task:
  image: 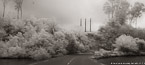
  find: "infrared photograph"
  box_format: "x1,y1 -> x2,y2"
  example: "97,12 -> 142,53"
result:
0,0 -> 145,65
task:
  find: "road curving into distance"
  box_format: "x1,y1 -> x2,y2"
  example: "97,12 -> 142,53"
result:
29,54 -> 104,65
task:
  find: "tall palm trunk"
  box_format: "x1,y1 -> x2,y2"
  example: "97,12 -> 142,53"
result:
20,0 -> 23,19
3,4 -> 5,18
111,2 -> 114,18
21,8 -> 22,18
17,9 -> 20,19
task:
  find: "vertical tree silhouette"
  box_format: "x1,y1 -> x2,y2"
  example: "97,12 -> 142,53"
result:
85,18 -> 87,32
2,0 -> 8,18
14,0 -> 24,19
90,18 -> 92,32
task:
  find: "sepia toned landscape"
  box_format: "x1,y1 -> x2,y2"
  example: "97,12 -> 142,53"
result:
0,0 -> 145,65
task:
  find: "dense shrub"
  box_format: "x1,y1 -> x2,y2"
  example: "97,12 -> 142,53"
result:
112,34 -> 145,55
7,46 -> 26,58
0,17 -> 98,60
65,33 -> 78,54
113,35 -> 138,53
136,39 -> 145,52
29,48 -> 51,60
98,20 -> 145,50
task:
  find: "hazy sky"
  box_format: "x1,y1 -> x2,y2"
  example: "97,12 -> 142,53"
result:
0,0 -> 145,31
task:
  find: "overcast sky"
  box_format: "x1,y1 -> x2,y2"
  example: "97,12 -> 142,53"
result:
0,0 -> 145,31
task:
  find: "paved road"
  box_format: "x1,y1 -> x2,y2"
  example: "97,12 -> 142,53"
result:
29,54 -> 105,65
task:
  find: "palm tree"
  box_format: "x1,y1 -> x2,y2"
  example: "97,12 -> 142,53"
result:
14,0 -> 23,19
2,0 -> 8,18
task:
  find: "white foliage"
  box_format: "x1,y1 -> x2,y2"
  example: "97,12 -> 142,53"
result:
113,35 -> 138,51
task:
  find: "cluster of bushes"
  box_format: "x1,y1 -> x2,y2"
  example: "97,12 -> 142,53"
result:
0,17 -> 96,60
93,34 -> 145,59
113,34 -> 145,54
98,20 -> 145,50
93,0 -> 145,58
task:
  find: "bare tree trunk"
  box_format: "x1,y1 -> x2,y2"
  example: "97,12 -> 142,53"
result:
136,18 -> 138,28
21,0 -> 23,19
112,11 -> 114,18
111,2 -> 114,18
108,14 -> 110,20
90,18 -> 91,32
17,9 -> 20,19
129,21 -> 132,26
21,8 -> 23,19
85,18 -> 87,32
130,15 -> 135,26
130,18 -> 133,25
3,4 -> 5,18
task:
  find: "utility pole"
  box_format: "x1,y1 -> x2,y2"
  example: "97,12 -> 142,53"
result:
85,18 -> 87,32
90,18 -> 92,32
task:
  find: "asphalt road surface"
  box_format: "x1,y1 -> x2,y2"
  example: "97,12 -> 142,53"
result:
29,54 -> 105,65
